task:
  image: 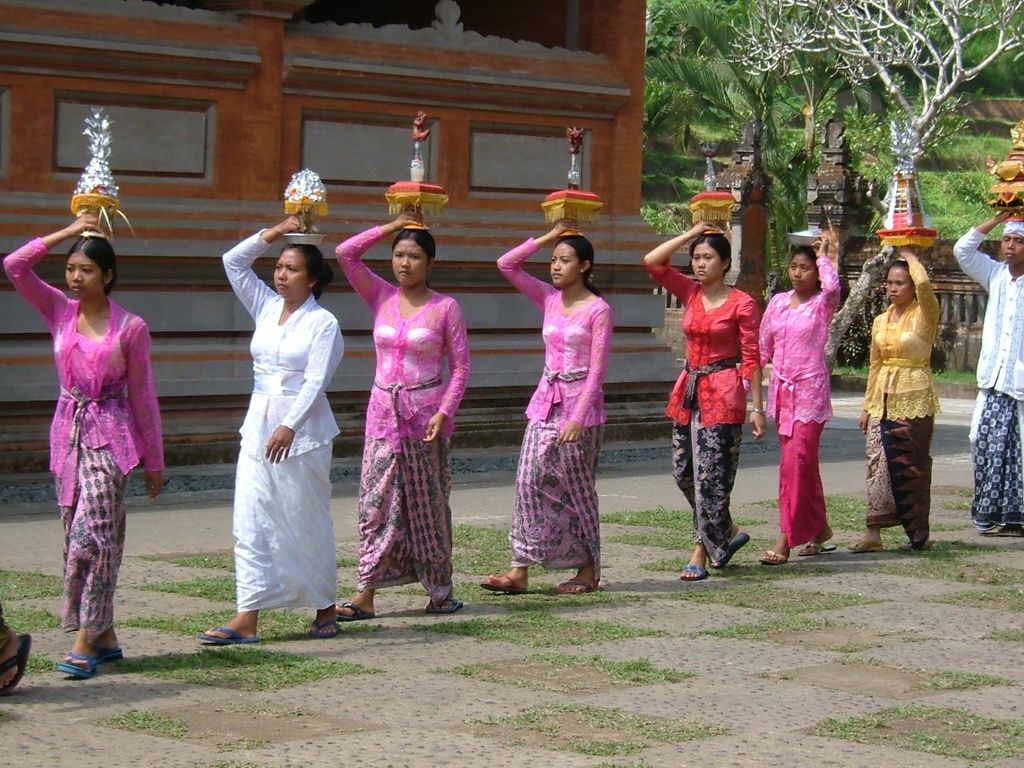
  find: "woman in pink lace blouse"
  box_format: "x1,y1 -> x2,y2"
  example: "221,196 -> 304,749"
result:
334,212 -> 471,619
3,215 -> 164,679
758,232 -> 840,564
480,220 -> 613,596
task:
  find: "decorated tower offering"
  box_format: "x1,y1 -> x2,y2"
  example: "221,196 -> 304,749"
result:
688,141 -> 733,228
541,127 -> 603,233
986,119 -> 1024,219
283,168 -> 328,245
385,112 -> 448,229
70,108 -> 129,237
876,121 -> 936,248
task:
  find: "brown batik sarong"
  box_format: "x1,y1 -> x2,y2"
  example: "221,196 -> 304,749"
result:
865,415 -> 934,548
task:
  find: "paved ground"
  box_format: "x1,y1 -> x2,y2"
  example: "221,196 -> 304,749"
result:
2,393 -> 1023,767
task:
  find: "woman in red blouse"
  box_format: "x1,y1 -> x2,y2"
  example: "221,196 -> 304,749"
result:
644,222 -> 766,580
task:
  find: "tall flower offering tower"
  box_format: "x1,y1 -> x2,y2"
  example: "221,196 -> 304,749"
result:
541,127 -> 603,233
688,141 -> 733,227
385,112 -> 448,228
70,108 -> 129,237
987,119 -> 1024,220
876,121 -> 937,249
283,168 -> 328,244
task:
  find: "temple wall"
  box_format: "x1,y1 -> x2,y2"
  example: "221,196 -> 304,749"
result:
0,0 -> 678,472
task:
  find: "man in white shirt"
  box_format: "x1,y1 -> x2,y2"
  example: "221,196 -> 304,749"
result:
953,211 -> 1024,536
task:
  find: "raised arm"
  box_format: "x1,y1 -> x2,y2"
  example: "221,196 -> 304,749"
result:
903,251 -> 939,339
497,220 -> 573,311
335,214 -> 416,312
641,223 -> 720,307
953,213 -> 1008,286
223,217 -> 300,321
816,229 -> 841,315
3,215 -> 102,332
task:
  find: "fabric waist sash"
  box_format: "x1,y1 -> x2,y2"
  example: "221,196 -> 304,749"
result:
253,370 -> 302,396
683,357 -> 738,410
539,367 -> 590,420
881,358 -> 929,369
58,386 -> 126,507
374,377 -> 443,428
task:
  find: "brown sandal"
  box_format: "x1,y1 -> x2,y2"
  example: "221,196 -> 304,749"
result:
848,539 -> 884,553
759,549 -> 789,565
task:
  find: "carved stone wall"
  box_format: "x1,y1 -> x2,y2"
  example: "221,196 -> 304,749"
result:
0,0 -> 675,472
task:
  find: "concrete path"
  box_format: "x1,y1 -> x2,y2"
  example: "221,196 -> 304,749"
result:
3,393 -> 1023,767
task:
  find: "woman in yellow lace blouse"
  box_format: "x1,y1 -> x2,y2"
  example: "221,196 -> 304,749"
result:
851,250 -> 940,552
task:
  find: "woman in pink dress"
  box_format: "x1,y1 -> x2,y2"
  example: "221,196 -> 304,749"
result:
334,212 -> 471,618
758,231 -> 840,564
480,220 -> 613,595
643,222 -> 765,581
3,214 -> 164,679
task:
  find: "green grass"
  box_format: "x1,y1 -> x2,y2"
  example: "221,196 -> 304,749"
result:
445,653 -> 694,692
470,703 -> 727,756
701,614 -> 829,642
811,705 -> 1024,761
658,583 -> 881,613
912,668 -> 1013,692
603,507 -> 760,529
876,541 -> 1024,585
140,576 -> 237,603
990,629 -> 1024,642
832,364 -> 978,384
607,530 -> 707,550
117,647 -> 379,690
1,605 -> 61,634
141,553 -> 357,572
121,609 -> 382,642
451,524 -> 515,576
0,569 -> 63,600
927,588 -> 1024,612
196,761 -> 269,768
462,581 -> 640,610
100,709 -> 189,739
755,495 -> 869,531
413,612 -> 662,647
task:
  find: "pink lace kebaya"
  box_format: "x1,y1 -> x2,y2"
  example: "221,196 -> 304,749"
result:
3,238 -> 164,505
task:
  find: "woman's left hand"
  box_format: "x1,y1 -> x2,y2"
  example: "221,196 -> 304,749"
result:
749,411 -> 768,440
265,425 -> 296,463
557,420 -> 583,446
424,412 -> 448,442
144,470 -> 164,498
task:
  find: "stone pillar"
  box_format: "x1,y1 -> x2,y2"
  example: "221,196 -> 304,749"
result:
805,119 -> 870,233
718,120 -> 771,308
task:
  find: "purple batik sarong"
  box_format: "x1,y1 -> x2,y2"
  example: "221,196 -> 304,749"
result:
510,409 -> 603,580
56,445 -> 127,642
356,436 -> 455,606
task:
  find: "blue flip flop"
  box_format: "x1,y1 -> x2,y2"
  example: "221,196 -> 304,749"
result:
680,564 -> 709,581
57,652 -> 99,679
93,645 -> 123,664
308,619 -> 340,639
0,634 -> 32,695
336,602 -> 376,622
425,599 -> 464,615
197,627 -> 261,645
711,532 -> 750,568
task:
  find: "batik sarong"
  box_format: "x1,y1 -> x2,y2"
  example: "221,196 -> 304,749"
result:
57,445 -> 127,641
672,413 -> 742,565
357,436 -> 455,606
510,410 -> 603,580
865,415 -> 934,547
778,420 -> 828,548
234,444 -> 336,612
971,390 -> 1024,528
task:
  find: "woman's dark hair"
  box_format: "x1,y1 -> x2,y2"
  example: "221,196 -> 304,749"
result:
392,228 -> 436,261
557,234 -> 601,296
791,246 -> 821,291
885,258 -> 910,279
285,244 -> 333,300
68,237 -> 117,295
690,232 -> 732,273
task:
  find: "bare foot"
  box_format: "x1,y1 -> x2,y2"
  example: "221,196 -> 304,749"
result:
201,610 -> 259,641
